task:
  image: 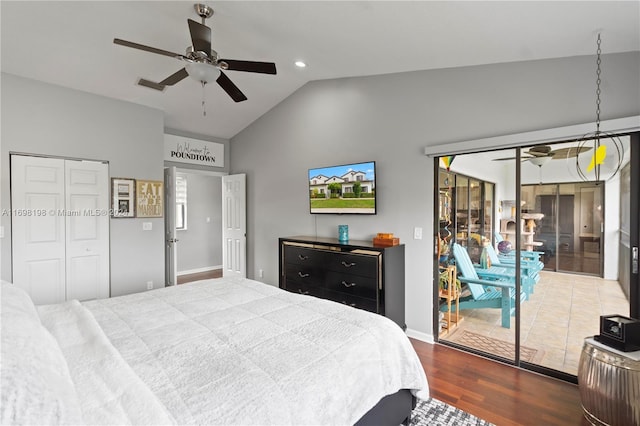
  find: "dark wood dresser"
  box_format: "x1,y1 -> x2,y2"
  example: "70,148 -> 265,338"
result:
279,236 -> 405,329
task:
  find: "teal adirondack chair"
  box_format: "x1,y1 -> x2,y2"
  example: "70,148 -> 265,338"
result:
487,243 -> 544,271
443,243 -> 527,328
483,244 -> 542,296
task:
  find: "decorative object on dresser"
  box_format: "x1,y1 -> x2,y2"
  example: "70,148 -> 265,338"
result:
338,224 -> 349,242
373,232 -> 400,247
279,236 -> 405,329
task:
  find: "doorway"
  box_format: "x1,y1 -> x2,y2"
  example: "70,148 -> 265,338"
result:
434,134 -> 638,381
164,167 -> 224,286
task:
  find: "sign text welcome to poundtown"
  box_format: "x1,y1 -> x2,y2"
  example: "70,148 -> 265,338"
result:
164,134 -> 225,168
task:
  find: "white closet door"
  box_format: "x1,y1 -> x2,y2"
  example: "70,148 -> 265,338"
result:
222,174 -> 246,277
65,160 -> 110,301
11,155 -> 66,304
11,155 -> 110,304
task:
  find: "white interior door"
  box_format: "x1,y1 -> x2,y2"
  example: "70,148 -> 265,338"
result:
65,160 -> 109,301
222,174 -> 246,277
11,155 -> 109,304
11,155 -> 66,304
164,166 -> 178,286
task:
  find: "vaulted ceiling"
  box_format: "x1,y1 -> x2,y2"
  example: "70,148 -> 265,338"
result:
2,1 -> 638,139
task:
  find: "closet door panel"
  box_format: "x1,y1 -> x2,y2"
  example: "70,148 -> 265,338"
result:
11,155 -> 66,304
65,160 -> 109,301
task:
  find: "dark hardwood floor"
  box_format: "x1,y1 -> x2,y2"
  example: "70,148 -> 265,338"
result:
411,339 -> 590,426
176,269 -> 222,284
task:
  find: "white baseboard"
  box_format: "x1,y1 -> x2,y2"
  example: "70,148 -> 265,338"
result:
406,328 -> 435,344
177,265 -> 222,276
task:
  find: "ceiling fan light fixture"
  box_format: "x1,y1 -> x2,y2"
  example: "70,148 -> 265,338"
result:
185,62 -> 220,84
529,156 -> 551,167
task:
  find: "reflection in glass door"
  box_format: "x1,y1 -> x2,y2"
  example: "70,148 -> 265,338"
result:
522,183 -> 604,275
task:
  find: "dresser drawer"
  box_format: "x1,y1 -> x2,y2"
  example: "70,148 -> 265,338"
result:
325,271 -> 377,299
284,245 -> 327,266
325,252 -> 379,278
284,280 -> 325,298
284,264 -> 324,286
323,288 -> 377,313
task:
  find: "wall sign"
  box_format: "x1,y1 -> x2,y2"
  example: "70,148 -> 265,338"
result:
164,134 -> 224,168
136,180 -> 164,218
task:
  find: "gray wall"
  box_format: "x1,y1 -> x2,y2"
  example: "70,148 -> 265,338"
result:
229,52 -> 640,338
176,172 -> 223,273
1,73 -> 165,297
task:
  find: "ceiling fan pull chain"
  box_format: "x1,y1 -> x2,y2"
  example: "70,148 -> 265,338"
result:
201,81 -> 207,117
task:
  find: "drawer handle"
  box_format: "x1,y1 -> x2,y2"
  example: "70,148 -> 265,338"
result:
298,289 -> 309,295
341,281 -> 357,288
341,261 -> 356,268
341,301 -> 357,307
298,272 -> 310,278
298,254 -> 309,261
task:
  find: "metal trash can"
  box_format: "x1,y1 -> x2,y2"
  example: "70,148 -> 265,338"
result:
578,338 -> 640,426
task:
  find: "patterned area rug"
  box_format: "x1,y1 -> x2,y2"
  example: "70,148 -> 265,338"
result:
447,330 -> 543,363
410,398 -> 494,425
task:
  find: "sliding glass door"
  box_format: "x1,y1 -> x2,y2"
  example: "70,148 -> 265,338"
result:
434,133 -> 638,381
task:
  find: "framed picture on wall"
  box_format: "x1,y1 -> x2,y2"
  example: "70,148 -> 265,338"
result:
136,180 -> 164,218
111,178 -> 136,218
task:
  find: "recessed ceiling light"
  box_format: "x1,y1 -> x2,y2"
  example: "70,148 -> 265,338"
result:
295,61 -> 307,68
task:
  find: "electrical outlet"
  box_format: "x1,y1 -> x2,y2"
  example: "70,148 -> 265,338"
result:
146,281 -> 153,290
259,269 -> 264,278
413,227 -> 423,240
143,222 -> 152,231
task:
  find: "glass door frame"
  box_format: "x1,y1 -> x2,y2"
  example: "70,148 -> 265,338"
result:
432,130 -> 639,383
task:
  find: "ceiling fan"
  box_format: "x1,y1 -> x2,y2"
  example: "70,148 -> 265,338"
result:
493,144 -> 592,163
113,3 -> 276,103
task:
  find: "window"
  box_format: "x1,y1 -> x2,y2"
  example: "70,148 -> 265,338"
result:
176,174 -> 187,230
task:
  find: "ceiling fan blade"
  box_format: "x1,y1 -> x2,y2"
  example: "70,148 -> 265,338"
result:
114,38 -> 182,59
159,68 -> 189,86
219,59 -> 277,75
492,156 -> 535,161
137,78 -> 166,91
216,71 -> 247,102
550,146 -> 592,159
187,19 -> 211,54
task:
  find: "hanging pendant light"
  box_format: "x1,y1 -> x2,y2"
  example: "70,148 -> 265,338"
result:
574,33 -> 624,183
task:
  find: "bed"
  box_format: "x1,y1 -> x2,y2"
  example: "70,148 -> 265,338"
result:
1,276 -> 428,425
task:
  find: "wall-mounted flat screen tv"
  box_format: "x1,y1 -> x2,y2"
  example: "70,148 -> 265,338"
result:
308,161 -> 376,214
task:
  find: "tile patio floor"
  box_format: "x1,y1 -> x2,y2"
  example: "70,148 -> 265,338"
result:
440,270 -> 629,376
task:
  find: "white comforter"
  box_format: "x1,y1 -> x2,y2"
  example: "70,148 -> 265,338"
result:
4,277 -> 429,425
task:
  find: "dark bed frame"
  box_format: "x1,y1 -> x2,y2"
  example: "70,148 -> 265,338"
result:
355,389 -> 416,426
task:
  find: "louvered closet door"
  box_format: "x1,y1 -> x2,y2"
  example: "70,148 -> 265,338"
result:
11,155 -> 109,304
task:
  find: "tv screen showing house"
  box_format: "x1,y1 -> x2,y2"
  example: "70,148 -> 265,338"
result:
308,161 -> 376,214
